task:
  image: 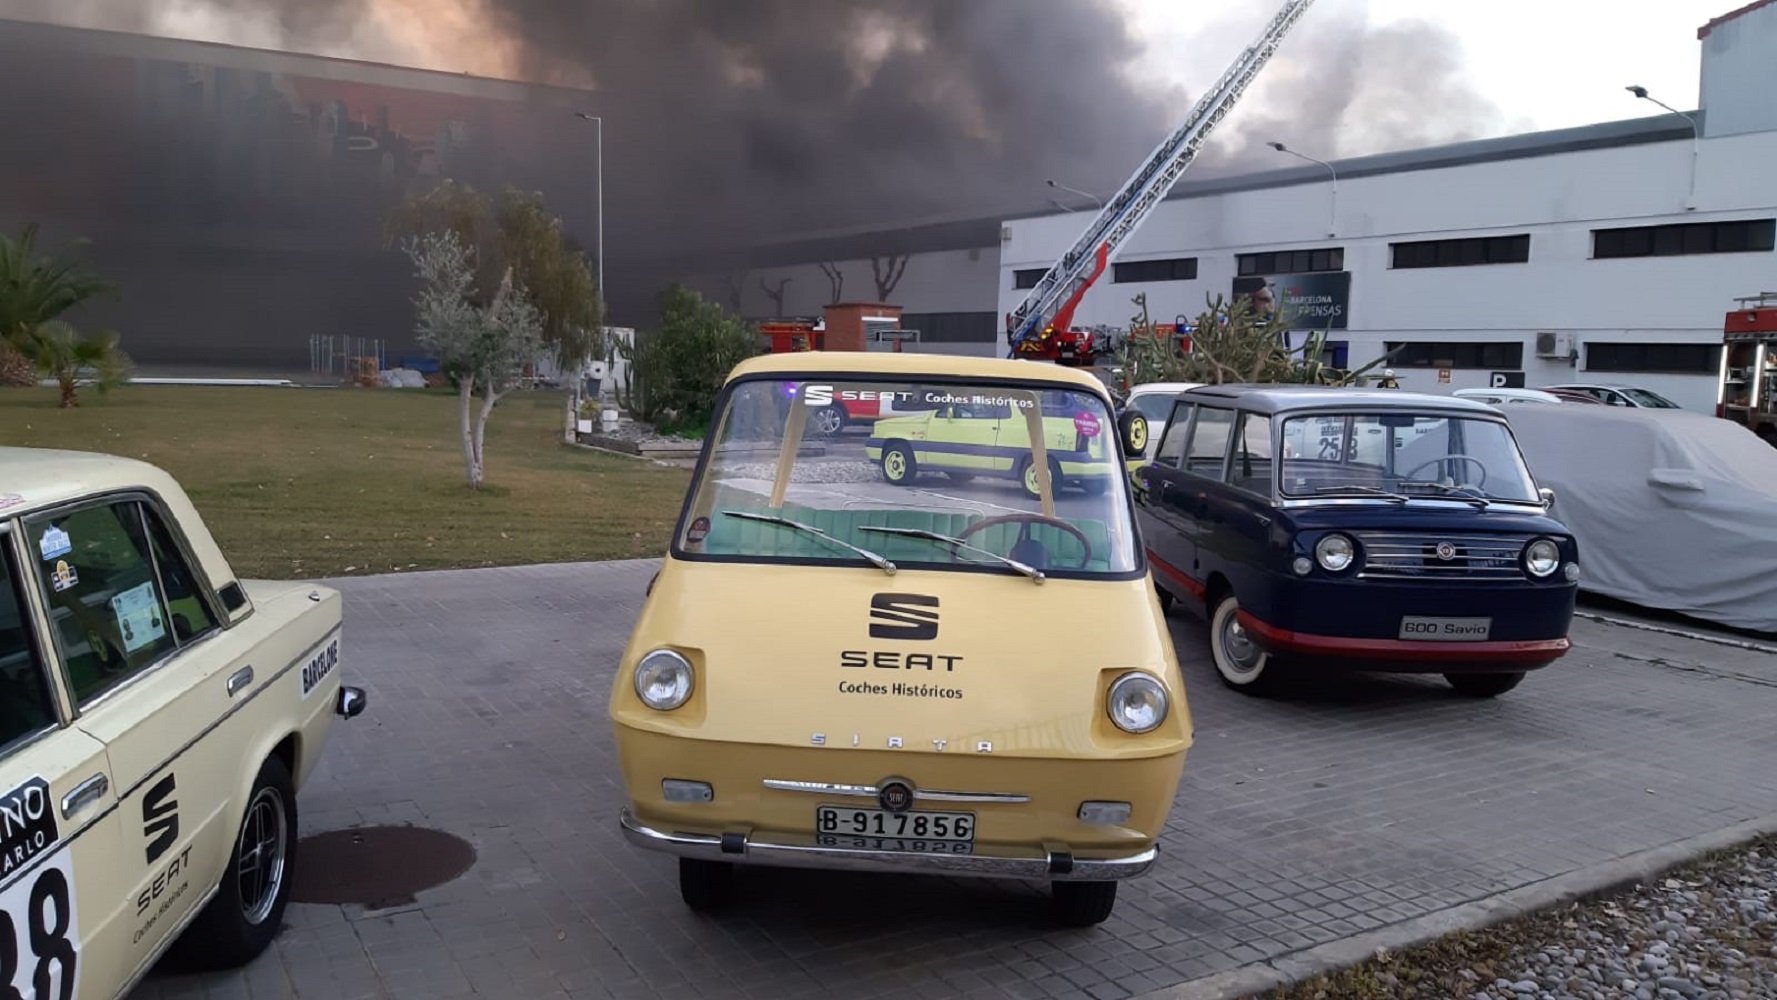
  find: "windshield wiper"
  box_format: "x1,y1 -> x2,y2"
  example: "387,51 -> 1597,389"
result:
857,526 -> 1045,584
1396,481 -> 1491,507
719,511 -> 896,574
1306,485 -> 1407,503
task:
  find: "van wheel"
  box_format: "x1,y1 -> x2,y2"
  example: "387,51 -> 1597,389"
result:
679,858 -> 734,910
811,404 -> 846,436
880,443 -> 918,486
1209,593 -> 1280,694
1051,880 -> 1117,927
1445,672 -> 1525,697
1080,477 -> 1109,496
172,755 -> 296,969
1021,457 -> 1064,499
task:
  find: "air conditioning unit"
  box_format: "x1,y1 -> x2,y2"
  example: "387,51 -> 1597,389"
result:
1534,331 -> 1573,359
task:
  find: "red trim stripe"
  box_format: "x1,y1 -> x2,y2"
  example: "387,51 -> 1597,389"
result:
1238,611 -> 1570,665
1147,551 -> 1206,600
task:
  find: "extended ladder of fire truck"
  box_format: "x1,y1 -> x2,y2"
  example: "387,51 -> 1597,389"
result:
1005,0 -> 1317,361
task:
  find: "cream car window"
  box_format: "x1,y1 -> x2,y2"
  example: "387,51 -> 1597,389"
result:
0,541 -> 59,752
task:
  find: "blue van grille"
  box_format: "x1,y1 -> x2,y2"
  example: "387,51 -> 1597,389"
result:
1354,532 -> 1529,580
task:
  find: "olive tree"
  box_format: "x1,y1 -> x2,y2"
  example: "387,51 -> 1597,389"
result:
1117,291 -> 1395,389
406,230 -> 544,490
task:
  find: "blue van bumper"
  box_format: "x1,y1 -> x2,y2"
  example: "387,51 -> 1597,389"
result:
1239,577 -> 1576,671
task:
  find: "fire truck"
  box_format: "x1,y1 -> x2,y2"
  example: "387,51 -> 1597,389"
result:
1004,0 -> 1316,363
1718,292 -> 1777,445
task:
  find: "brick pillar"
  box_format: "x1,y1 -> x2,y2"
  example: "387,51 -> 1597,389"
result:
821,302 -> 904,352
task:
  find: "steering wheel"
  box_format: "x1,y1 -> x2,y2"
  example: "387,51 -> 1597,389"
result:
956,513 -> 1092,569
1401,454 -> 1488,488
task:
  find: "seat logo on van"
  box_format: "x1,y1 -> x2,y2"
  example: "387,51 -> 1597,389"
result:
868,593 -> 940,640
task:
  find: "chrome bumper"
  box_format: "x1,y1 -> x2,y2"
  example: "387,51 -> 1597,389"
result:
619,808 -> 1157,882
336,685 -> 367,719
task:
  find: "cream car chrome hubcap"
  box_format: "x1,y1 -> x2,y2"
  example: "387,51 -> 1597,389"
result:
237,787 -> 288,925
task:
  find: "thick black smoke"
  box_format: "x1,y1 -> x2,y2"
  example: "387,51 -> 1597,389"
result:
6,0 -> 1506,257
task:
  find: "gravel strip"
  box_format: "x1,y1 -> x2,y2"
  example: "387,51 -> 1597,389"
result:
1264,836 -> 1776,1000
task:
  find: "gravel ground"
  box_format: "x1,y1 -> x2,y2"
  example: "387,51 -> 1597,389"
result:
724,459 -> 884,483
1266,836 -> 1777,1000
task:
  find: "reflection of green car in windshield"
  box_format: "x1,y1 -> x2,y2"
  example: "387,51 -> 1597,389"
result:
866,395 -> 1118,496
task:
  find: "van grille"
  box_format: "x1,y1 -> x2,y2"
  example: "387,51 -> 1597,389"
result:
1354,531 -> 1529,580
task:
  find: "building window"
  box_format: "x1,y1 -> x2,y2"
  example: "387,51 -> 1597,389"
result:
1112,257 -> 1198,283
1592,219 -> 1775,259
1391,235 -> 1530,269
1012,268 -> 1047,289
897,312 -> 997,344
1585,342 -> 1720,374
1237,247 -> 1343,276
1384,341 -> 1524,369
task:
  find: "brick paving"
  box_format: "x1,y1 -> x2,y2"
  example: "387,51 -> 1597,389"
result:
133,559 -> 1777,1000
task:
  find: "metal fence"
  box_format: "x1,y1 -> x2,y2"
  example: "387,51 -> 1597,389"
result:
308,335 -> 387,379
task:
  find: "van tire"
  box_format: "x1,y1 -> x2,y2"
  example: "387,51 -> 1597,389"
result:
1209,593 -> 1281,694
1080,477 -> 1110,496
1445,672 -> 1525,697
679,858 -> 734,910
1051,880 -> 1117,927
1021,457 -> 1064,499
880,442 -> 918,486
1154,581 -> 1176,613
173,754 -> 297,970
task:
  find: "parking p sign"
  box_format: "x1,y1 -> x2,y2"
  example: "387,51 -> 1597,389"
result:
1490,371 -> 1526,388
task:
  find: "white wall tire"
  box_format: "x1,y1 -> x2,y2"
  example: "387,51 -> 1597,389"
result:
1209,593 -> 1278,694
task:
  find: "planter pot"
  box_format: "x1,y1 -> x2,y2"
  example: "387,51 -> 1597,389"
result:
575,419 -> 594,434
600,410 -> 620,431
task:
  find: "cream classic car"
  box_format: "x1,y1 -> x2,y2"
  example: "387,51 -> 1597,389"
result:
0,447 -> 365,998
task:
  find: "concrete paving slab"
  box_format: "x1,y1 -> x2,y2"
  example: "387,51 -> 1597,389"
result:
130,559 -> 1777,1000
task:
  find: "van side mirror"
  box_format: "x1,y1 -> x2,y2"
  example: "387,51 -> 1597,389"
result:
1118,411 -> 1150,457
1538,487 -> 1555,510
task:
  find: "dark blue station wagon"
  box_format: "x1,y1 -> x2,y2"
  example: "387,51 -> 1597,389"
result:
1134,385 -> 1579,697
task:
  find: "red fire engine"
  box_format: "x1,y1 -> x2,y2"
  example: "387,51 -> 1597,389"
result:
1718,292 -> 1777,445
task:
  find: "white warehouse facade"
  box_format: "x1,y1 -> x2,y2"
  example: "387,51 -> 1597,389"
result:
676,0 -> 1777,412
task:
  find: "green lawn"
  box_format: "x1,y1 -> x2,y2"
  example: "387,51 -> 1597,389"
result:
0,386 -> 692,579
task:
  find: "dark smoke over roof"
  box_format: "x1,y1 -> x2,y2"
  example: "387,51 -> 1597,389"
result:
5,0 -> 1508,262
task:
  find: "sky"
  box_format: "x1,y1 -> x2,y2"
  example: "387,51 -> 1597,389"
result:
1118,0 -> 1730,159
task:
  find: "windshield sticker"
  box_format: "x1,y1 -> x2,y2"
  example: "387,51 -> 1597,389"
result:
110,581 -> 167,652
1073,412 -> 1102,437
38,526 -> 71,560
686,516 -> 710,544
49,560 -> 78,593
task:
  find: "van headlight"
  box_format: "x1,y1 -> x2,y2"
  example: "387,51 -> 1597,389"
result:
1314,532 -> 1356,572
1524,538 -> 1561,578
1106,671 -> 1168,734
634,649 -> 694,710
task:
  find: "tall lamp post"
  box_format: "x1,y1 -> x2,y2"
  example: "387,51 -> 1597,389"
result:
573,112 -> 605,301
1045,178 -> 1104,210
1267,141 -> 1337,237
1626,85 -> 1699,211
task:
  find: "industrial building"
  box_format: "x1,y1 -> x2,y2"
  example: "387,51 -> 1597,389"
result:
686,0 -> 1777,412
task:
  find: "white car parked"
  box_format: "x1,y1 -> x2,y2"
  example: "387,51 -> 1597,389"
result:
1119,381 -> 1203,459
1453,387 -> 1569,406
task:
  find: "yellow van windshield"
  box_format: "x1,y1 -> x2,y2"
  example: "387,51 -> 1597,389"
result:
675,377 -> 1140,577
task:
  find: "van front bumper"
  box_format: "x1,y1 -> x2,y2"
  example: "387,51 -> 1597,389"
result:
620,808 -> 1156,881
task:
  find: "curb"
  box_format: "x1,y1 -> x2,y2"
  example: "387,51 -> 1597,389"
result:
1136,813 -> 1777,1000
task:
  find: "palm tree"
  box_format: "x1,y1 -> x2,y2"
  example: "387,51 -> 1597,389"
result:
28,320 -> 131,407
0,223 -> 116,387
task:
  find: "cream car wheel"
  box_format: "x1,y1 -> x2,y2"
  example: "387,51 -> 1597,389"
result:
172,755 -> 297,969
1209,593 -> 1274,692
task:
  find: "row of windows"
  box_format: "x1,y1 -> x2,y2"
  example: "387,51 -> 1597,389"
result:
1011,218 -> 1775,288
897,311 -> 998,344
1383,340 -> 1718,374
1,498 -> 222,751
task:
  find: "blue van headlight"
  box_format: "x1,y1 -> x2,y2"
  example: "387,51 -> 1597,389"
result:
1314,533 -> 1356,572
1524,538 -> 1561,578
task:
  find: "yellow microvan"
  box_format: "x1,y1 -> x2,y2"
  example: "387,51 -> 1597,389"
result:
609,352 -> 1191,926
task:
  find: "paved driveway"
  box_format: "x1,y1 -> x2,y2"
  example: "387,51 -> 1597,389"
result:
135,560 -> 1777,1000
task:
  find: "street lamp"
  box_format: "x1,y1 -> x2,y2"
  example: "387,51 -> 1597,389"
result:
573,112 -> 606,300
1267,141 -> 1337,237
1045,178 -> 1104,210
1626,85 -> 1699,210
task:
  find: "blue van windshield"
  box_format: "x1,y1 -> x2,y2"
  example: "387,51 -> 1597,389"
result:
1279,413 -> 1539,502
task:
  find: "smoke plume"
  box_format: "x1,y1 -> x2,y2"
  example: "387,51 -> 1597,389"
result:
3,0 -> 1509,254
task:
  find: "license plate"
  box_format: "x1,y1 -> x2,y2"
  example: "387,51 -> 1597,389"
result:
1399,616 -> 1493,641
816,834 -> 974,855
816,805 -> 975,844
